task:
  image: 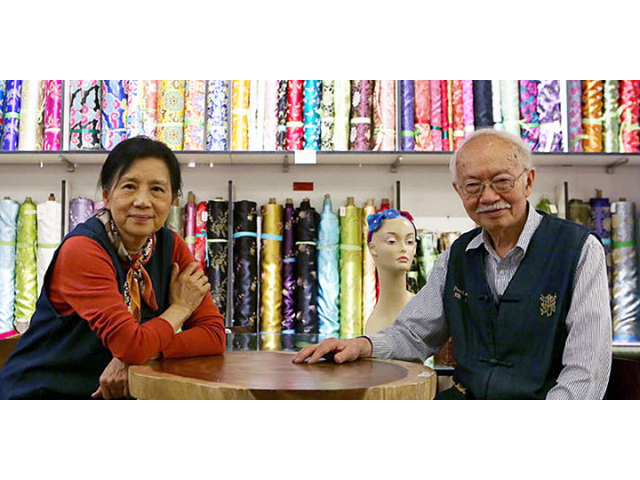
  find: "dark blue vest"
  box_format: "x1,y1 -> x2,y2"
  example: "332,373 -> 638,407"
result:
0,216 -> 173,399
444,211 -> 591,399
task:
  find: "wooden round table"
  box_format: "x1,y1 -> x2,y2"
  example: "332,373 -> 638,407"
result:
129,351 -> 436,400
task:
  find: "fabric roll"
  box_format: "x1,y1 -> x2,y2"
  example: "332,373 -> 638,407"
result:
414,80 -> 432,151
125,80 -> 145,139
462,80 -> 475,139
581,80 -> 604,153
184,80 -> 206,150
0,199 -> 19,335
491,79 -> 504,130
519,80 -> 540,151
603,80 -> 620,153
184,192 -> 197,255
36,198 -> 61,295
233,200 -> 259,330
143,80 -> 158,139
567,80 -> 584,152
317,196 -> 340,339
620,80 -> 640,153
589,195 -> 612,288
339,201 -> 362,338
206,199 -> 228,314
69,197 -> 94,232
0,81 -> 6,136
362,200 -> 377,328
231,80 -> 250,151
472,80 -> 493,128
286,80 -> 304,150
333,80 -> 351,150
43,80 -> 63,150
438,232 -> 460,252
263,80 -> 279,150
446,80 -> 454,150
567,199 -> 591,227
294,199 -> 319,334
248,80 -> 265,151
17,80 -> 44,150
417,230 -> 439,288
281,200 -> 296,333
2,80 -> 23,151
611,200 -> 640,342
275,80 -> 288,150
101,80 -> 127,150
206,80 -> 229,151
372,80 -> 396,151
165,201 -> 184,237
14,198 -> 38,333
349,80 -> 373,151
303,80 -> 322,150
440,80 -> 451,150
69,80 -> 101,150
537,80 -> 563,152
429,80 -> 443,151
500,80 -> 521,137
320,80 -> 335,151
157,80 -> 185,150
400,80 -> 415,151
194,201 -> 208,271
260,202 -> 283,341
452,80 -> 465,149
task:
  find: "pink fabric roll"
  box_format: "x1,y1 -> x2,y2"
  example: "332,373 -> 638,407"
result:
462,80 -> 475,138
263,80 -> 279,150
143,80 -> 158,139
43,80 -> 63,151
429,80 -> 443,151
372,80 -> 396,151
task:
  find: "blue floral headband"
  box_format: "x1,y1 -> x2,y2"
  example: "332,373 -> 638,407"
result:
367,208 -> 416,243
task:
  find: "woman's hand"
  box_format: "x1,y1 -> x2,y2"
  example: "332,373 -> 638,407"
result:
170,262 -> 210,314
91,357 -> 131,399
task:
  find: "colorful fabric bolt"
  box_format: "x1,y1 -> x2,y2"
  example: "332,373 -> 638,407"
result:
519,80 -> 540,151
620,80 -> 640,153
184,80 -> 206,150
69,80 -> 101,150
286,80 -> 304,150
101,80 -> 127,150
317,196 -> 340,339
537,80 -> 563,152
125,80 -> 145,139
157,80 -> 186,150
567,80 -> 584,152
400,80 -> 415,151
206,80 -> 229,151
2,80 -> 23,151
17,80 -> 44,150
43,80 -> 63,150
303,80 -> 322,150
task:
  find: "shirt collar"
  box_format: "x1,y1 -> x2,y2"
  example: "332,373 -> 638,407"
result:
466,202 -> 543,256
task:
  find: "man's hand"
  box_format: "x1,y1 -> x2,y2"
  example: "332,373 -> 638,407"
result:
91,357 -> 131,400
292,337 -> 373,364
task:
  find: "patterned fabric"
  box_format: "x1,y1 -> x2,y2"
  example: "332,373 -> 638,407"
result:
43,80 -> 63,150
101,80 -> 127,150
206,80 -> 229,151
184,80 -> 206,150
320,80 -> 335,151
125,80 -> 145,139
2,80 -> 23,151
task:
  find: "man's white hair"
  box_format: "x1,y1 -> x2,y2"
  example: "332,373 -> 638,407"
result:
449,128 -> 534,182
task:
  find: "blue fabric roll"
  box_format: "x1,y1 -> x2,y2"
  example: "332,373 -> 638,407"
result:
303,80 -> 321,150
206,80 -> 229,151
0,80 -> 6,138
317,196 -> 340,339
0,199 -> 19,334
2,80 -> 23,151
101,80 -> 127,150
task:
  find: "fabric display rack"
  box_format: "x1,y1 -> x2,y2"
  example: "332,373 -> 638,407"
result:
2,80 -> 640,355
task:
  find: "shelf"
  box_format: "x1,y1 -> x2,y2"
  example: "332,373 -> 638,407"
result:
2,150 -> 640,169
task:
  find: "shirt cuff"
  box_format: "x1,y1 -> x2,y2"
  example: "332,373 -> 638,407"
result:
365,333 -> 394,359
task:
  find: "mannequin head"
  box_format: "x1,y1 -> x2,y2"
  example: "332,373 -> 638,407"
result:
367,210 -> 417,273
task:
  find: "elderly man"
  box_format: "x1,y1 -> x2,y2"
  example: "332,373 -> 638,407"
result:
293,128 -> 612,400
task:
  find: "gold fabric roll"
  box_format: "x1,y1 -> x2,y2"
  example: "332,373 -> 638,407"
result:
582,80 -> 604,153
362,201 -> 377,329
260,202 -> 283,351
333,80 -> 351,151
438,232 -> 460,252
232,80 -> 251,150
157,80 -> 185,150
18,80 -> 44,150
340,203 -> 362,338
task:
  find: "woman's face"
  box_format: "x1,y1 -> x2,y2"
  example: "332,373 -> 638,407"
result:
368,216 -> 417,273
103,157 -> 173,252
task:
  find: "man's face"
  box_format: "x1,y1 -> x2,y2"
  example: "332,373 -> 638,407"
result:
452,136 -> 535,234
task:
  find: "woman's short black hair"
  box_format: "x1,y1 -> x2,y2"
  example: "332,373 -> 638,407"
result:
99,136 -> 183,198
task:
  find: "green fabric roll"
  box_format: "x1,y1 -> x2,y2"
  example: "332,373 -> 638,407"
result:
14,198 -> 38,331
603,80 -> 620,153
339,202 -> 362,338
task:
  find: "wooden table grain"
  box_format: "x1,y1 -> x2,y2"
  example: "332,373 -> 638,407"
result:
129,351 -> 436,400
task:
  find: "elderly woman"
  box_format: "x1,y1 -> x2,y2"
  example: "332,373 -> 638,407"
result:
0,136 -> 225,399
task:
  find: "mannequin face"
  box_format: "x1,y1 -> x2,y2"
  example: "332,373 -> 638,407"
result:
368,216 -> 417,273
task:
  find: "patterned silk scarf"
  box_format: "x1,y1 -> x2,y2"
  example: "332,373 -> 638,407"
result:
97,210 -> 158,321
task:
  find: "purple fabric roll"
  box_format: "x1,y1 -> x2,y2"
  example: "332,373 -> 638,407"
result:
567,80 -> 584,152
69,198 -> 95,232
401,80 -> 415,150
281,200 -> 296,332
537,80 -> 563,152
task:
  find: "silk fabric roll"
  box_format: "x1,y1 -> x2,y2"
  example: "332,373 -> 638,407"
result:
286,80 -> 304,150
206,80 -> 229,151
43,80 -> 63,150
101,80 -> 127,150
362,201 -> 377,328
206,199 -> 228,315
581,80 -> 604,152
537,80 -> 563,152
462,80 -> 475,139
14,198 -> 38,333
519,80 -> 540,151
414,80 -> 432,151
233,200 -> 258,330
303,80 -> 322,150
603,80 -> 620,153
446,80 -> 454,150
472,80 -> 493,129
276,80 -> 288,151
349,80 -> 373,151
429,80 -> 443,151
2,80 -> 22,151
36,198 -> 61,295
317,196 -> 340,339
339,202 -> 362,338
194,201 -> 208,271
500,80 -> 521,137
417,230 -> 439,288
69,80 -> 101,150
294,199 -> 319,334
18,80 -> 44,150
620,80 -> 640,153
281,200 -> 296,333
183,80 -> 206,150
165,201 -> 184,237
231,80 -> 250,151
333,80 -> 351,151
400,80 -> 415,151
125,80 -> 145,139
0,81 -> 6,136
263,80 -> 279,150
590,196 -> 612,288
491,79 -> 504,130
260,202 -> 283,343
157,80 -> 186,150
372,80 -> 396,151
248,80 -> 264,151
567,80 -> 584,152
440,80 -> 450,150
452,80 -> 465,149
0,199 -> 19,334
321,80 -> 335,151
184,193 -> 196,255
69,197 -> 94,232
143,80 -> 158,139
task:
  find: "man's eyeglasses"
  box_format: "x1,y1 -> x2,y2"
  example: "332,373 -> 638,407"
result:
460,169 -> 528,197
